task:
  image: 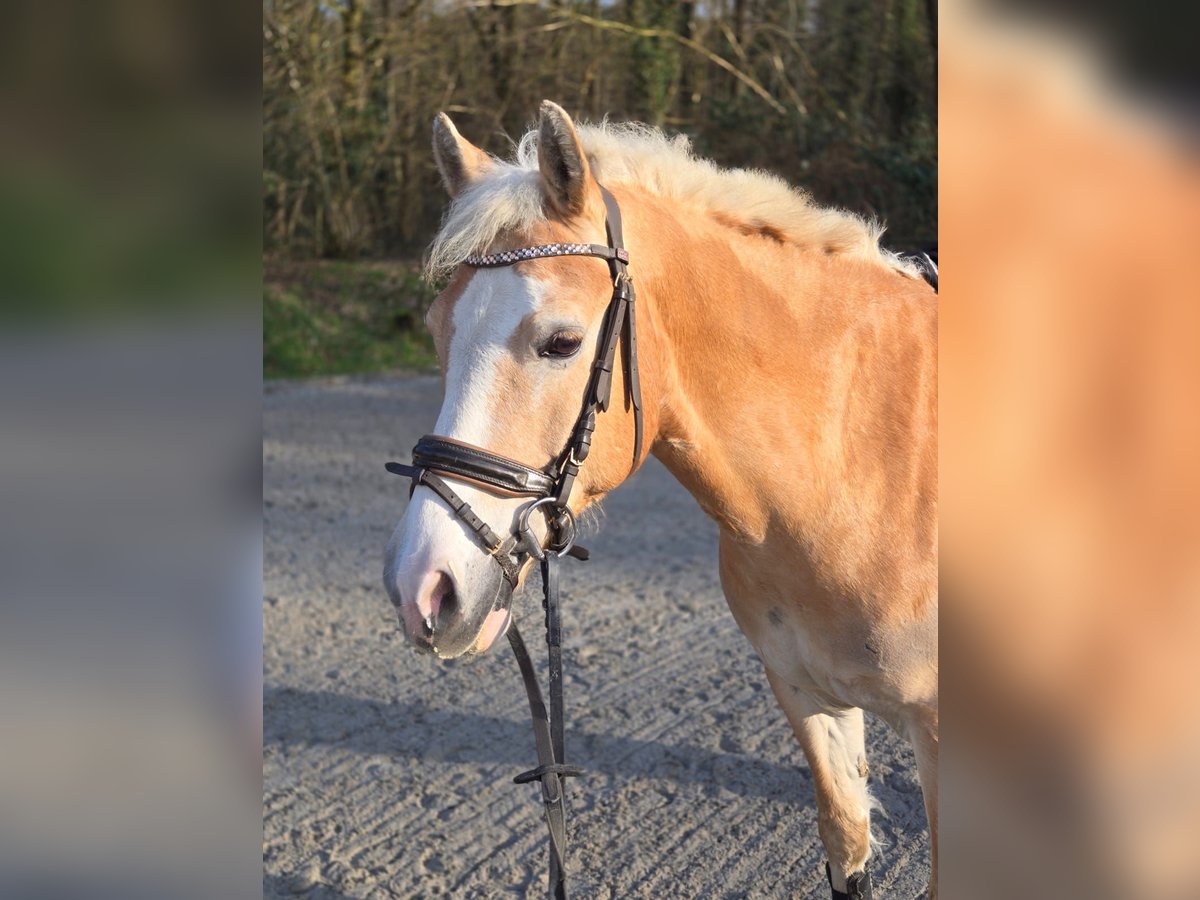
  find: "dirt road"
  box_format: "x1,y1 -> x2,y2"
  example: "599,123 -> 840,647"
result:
263,374 -> 931,899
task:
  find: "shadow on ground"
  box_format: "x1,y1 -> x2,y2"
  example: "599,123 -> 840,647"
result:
264,684 -> 816,806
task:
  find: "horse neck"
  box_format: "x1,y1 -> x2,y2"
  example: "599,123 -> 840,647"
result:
624,187 -> 937,545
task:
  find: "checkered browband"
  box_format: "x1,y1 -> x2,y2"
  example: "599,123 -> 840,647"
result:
463,243 -> 629,268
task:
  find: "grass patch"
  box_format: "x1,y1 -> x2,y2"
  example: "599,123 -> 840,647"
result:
264,258 -> 440,378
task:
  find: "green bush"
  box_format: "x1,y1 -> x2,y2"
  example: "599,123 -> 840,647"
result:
263,260 -> 439,379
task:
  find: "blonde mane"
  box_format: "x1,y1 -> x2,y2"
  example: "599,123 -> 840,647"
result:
427,121 -> 914,277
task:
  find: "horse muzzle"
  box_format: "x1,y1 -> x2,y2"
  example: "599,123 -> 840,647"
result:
384,553 -> 514,659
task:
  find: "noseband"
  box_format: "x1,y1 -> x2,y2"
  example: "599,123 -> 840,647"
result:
387,185 -> 641,900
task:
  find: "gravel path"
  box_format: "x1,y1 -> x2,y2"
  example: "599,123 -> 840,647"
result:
263,374 -> 931,899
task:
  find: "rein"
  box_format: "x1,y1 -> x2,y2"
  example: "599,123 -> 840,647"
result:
387,185 -> 641,900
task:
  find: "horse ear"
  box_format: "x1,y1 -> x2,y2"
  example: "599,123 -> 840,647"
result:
432,113 -> 492,198
537,101 -> 596,217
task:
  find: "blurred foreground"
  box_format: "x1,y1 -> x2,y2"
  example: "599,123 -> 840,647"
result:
0,1 -> 261,897
940,3 -> 1200,898
0,327 -> 262,899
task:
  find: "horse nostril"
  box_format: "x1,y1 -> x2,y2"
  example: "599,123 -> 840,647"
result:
430,570 -> 459,632
402,568 -> 463,650
416,569 -> 460,638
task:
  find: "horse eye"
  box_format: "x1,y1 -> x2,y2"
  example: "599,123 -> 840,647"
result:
539,332 -> 583,358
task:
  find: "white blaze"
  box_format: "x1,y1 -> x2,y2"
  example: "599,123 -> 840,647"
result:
386,269 -> 549,646
433,268 -> 544,444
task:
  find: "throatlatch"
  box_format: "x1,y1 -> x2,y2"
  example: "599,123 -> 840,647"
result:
387,185 -> 641,900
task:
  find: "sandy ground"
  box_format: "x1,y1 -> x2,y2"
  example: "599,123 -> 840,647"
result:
263,374 -> 931,899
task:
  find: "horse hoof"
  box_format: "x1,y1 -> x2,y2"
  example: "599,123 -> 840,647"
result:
826,861 -> 872,900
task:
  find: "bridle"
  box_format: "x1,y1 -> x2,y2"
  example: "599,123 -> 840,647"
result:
386,184 -> 641,900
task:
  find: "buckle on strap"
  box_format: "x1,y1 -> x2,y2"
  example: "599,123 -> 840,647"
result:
513,763 -> 584,785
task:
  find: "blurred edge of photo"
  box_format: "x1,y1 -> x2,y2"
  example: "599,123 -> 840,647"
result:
941,2 -> 1200,897
0,1 -> 261,898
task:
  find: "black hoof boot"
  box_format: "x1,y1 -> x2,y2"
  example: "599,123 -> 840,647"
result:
826,862 -> 872,900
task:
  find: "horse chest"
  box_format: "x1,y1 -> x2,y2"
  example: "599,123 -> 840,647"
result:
717,538 -> 906,712
749,602 -> 881,705
723,598 -> 853,700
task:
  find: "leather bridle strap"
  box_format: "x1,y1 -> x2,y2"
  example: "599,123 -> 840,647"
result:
507,556 -> 583,900
386,182 -> 640,900
462,241 -> 628,268
600,185 -> 643,469
548,186 -> 642,509
410,436 -> 557,498
385,461 -> 525,589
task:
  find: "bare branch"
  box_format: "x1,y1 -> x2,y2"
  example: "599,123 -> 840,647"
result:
559,10 -> 788,116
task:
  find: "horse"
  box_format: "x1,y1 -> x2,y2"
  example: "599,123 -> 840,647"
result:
384,101 -> 938,898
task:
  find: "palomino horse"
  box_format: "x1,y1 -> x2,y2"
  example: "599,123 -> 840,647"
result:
384,101 -> 938,898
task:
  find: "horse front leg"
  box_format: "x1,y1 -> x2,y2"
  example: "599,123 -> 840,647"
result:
764,668 -> 875,899
906,704 -> 938,898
